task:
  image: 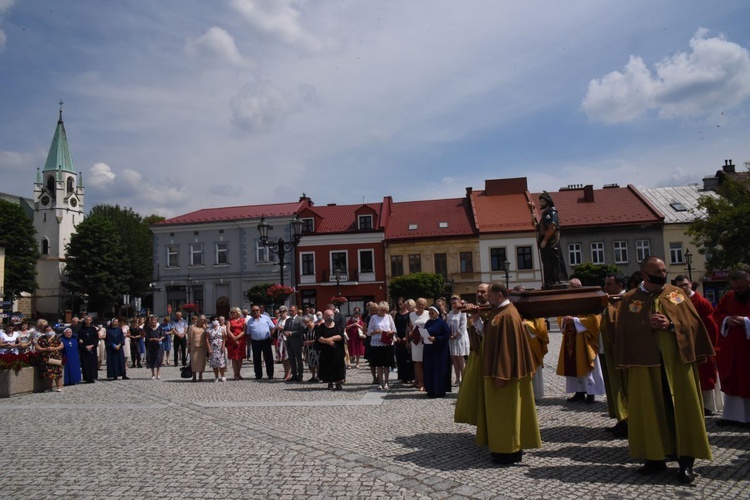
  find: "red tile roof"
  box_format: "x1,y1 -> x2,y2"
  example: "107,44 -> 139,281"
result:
300,203 -> 383,233
470,191 -> 536,233
156,201 -> 304,225
385,198 -> 475,240
533,185 -> 663,228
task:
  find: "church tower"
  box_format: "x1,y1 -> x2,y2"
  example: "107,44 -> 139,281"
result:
33,102 -> 85,317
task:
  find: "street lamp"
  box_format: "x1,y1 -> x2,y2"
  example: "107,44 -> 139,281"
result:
186,274 -> 193,322
258,215 -> 304,286
685,248 -> 693,282
334,267 -> 342,296
502,260 -> 510,288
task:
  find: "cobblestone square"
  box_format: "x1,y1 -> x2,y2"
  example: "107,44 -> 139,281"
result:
2,327 -> 748,499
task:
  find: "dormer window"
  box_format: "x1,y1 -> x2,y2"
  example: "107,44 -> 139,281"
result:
408,224 -> 418,230
301,218 -> 314,233
358,214 -> 373,230
439,222 -> 448,228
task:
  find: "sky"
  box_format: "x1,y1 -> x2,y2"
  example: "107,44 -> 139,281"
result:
1,0 -> 749,219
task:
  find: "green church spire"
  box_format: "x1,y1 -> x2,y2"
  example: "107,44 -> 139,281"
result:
42,100 -> 76,174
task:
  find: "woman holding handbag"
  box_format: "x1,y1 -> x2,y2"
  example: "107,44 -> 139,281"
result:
367,301 -> 397,390
345,308 -> 366,369
37,325 -> 64,392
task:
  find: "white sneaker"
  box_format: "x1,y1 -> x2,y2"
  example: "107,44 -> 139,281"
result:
378,385 -> 384,391
383,384 -> 389,390
215,378 -> 219,383
221,377 -> 227,382
151,375 -> 156,380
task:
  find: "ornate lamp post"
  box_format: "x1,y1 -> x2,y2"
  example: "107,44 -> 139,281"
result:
502,259 -> 510,288
334,267 -> 342,296
185,274 -> 193,322
257,215 -> 304,287
684,248 -> 693,282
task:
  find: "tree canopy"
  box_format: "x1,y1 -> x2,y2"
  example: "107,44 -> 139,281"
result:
570,262 -> 621,287
688,165 -> 750,271
0,200 -> 38,300
388,272 -> 445,302
63,214 -> 128,316
89,205 -> 159,297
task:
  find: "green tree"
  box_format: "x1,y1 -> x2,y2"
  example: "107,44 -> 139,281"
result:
388,272 -> 445,302
89,205 -> 156,298
0,200 -> 38,300
570,262 -> 620,287
246,283 -> 275,306
63,215 -> 128,317
688,166 -> 750,271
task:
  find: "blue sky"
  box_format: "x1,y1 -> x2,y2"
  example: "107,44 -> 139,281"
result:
1,0 -> 749,218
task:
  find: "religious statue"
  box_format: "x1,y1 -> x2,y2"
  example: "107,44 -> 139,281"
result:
529,191 -> 569,288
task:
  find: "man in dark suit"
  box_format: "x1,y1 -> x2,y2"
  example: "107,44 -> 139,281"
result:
285,305 -> 305,382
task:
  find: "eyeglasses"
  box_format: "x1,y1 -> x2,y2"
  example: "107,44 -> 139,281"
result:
252,309 -> 260,312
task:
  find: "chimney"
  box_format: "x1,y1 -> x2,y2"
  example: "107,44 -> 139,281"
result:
723,159 -> 735,174
583,185 -> 595,202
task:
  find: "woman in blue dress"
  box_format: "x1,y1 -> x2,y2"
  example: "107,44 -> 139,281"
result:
61,327 -> 81,386
422,306 -> 452,398
105,318 -> 128,380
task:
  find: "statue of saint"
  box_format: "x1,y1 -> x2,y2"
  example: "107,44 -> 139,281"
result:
530,191 -> 568,288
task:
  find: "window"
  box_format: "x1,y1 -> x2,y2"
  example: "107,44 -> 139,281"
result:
409,254 -> 422,273
358,215 -> 373,230
215,242 -> 228,265
434,253 -> 448,279
359,249 -> 374,273
301,253 -> 315,276
490,247 -> 508,271
613,241 -> 628,264
670,242 -> 684,264
167,245 -> 179,267
460,252 -> 473,273
568,243 -> 581,266
517,246 -> 533,270
591,242 -> 605,264
301,218 -> 314,233
331,251 -> 347,274
391,255 -> 404,276
41,238 -> 50,255
256,241 -> 270,263
636,240 -> 650,262
189,244 -> 204,266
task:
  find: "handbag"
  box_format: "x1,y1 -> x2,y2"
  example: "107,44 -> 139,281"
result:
380,331 -> 393,345
358,327 -> 366,340
180,365 -> 193,379
409,326 -> 422,345
47,357 -> 62,366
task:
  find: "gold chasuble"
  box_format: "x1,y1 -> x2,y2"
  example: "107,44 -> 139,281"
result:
616,285 -> 713,461
556,314 -> 601,378
523,318 -> 549,369
474,302 -> 541,454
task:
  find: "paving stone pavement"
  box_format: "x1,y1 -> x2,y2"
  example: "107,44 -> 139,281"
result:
2,326 -> 749,499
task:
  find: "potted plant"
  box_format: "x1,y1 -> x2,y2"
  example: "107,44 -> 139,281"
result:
0,351 -> 44,398
330,295 -> 348,307
266,284 -> 295,305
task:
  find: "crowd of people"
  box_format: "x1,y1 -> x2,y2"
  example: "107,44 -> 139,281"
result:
2,258 -> 748,485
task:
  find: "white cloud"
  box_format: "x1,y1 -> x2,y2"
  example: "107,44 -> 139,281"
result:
229,0 -> 321,51
185,26 -> 247,68
229,79 -> 290,133
583,29 -> 750,124
88,162 -> 116,187
0,0 -> 15,52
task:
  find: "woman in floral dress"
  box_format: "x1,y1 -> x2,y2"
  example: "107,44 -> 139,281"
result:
208,319 -> 227,382
37,326 -> 64,392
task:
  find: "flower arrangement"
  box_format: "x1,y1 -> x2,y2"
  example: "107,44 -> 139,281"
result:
181,303 -> 198,313
0,352 -> 44,373
266,284 -> 295,303
331,295 -> 348,306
